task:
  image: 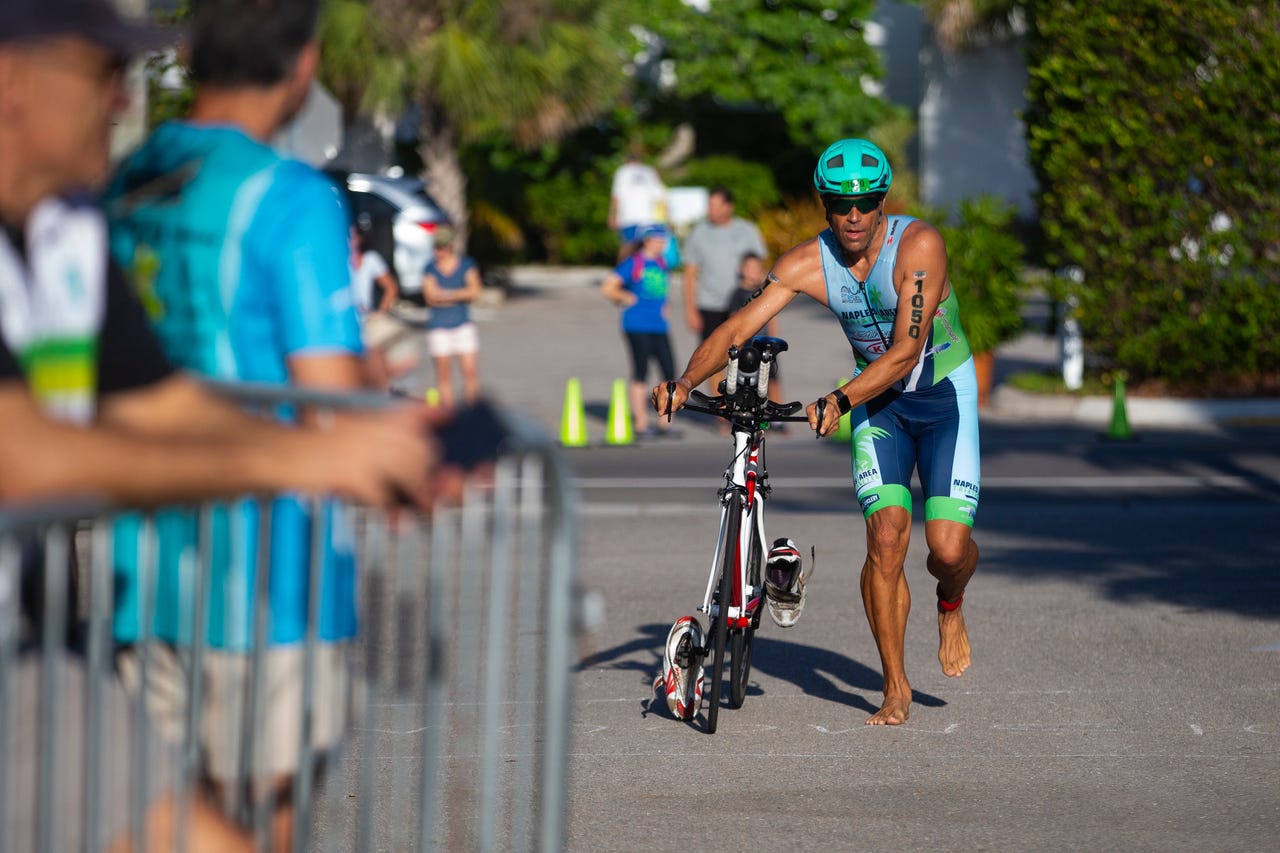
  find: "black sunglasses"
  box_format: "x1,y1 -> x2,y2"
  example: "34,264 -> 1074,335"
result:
822,193 -> 884,216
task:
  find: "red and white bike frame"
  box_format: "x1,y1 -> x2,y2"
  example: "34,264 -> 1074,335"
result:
700,428 -> 767,630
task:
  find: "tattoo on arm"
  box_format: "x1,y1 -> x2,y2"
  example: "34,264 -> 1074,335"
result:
908,271 -> 926,340
743,272 -> 778,306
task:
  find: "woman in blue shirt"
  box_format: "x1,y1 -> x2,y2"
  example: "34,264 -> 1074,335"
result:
601,225 -> 679,438
422,226 -> 484,408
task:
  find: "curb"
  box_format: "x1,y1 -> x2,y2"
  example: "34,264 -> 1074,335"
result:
988,385 -> 1280,428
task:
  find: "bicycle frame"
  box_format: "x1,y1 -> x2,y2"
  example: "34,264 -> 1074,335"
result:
701,426 -> 768,630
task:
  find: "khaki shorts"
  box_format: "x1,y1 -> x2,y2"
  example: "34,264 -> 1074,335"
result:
117,641 -> 351,782
425,322 -> 479,358
362,312 -> 420,372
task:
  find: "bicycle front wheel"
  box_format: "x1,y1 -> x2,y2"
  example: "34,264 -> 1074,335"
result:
706,494 -> 742,734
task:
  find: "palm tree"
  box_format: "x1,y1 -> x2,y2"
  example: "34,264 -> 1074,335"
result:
319,0 -> 630,247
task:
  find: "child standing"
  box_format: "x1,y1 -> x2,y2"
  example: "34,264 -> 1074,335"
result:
601,226 -> 680,438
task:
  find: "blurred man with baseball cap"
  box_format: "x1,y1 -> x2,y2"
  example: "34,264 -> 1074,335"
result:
0,0 -> 172,219
1,4 -> 253,851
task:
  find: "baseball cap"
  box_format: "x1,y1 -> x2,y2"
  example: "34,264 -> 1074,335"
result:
0,0 -> 175,57
639,225 -> 668,241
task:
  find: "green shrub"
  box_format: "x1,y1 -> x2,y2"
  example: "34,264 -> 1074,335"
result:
524,170 -> 616,264
1024,0 -> 1280,392
928,197 -> 1026,355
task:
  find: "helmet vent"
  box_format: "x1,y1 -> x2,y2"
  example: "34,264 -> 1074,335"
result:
862,153 -> 880,167
826,154 -> 844,169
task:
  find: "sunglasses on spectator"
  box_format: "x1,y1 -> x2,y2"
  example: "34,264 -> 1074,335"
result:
822,193 -> 884,216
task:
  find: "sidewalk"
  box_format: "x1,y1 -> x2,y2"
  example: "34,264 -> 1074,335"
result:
447,266 -> 1280,439
988,330 -> 1280,429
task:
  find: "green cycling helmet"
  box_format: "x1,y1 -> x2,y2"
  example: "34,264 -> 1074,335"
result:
813,138 -> 893,196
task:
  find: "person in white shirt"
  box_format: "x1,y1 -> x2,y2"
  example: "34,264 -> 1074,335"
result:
608,151 -> 667,260
349,226 -> 417,386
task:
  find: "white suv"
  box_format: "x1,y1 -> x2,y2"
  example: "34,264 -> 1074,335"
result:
326,169 -> 451,299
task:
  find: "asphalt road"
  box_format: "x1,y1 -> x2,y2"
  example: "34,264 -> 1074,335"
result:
388,278 -> 1280,851
565,423 -> 1280,852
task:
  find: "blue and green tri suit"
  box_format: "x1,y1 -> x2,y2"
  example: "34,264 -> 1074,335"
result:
103,122 -> 362,649
819,216 -> 980,526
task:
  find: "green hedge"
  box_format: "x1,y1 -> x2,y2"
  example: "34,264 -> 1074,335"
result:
929,197 -> 1026,355
1024,0 -> 1280,392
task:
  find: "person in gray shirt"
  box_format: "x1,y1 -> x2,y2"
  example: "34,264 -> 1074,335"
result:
682,186 -> 767,341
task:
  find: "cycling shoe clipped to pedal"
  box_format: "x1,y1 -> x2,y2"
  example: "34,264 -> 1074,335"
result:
655,616 -> 705,720
764,538 -> 812,628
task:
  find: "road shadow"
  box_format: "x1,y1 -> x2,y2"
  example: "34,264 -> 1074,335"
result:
580,622 -> 945,721
750,634 -> 945,713
975,422 -> 1280,618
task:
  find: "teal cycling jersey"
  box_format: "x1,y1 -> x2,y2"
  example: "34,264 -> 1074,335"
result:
103,122 -> 361,649
817,216 -> 980,526
819,216 -> 972,392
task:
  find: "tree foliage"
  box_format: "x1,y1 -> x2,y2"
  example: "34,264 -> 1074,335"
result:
644,0 -> 898,153
318,0 -> 633,243
1024,0 -> 1280,392
928,197 -> 1026,355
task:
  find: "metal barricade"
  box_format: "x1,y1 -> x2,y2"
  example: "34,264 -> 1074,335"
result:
0,384 -> 582,852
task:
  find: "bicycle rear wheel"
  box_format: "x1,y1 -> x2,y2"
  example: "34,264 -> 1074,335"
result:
706,495 -> 742,734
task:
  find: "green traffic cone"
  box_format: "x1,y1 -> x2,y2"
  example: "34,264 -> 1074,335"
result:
560,377 -> 589,447
828,377 -> 852,442
1107,374 -> 1133,440
605,378 -> 634,445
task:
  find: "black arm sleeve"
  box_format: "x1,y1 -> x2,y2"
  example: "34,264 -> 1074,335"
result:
96,260 -> 174,395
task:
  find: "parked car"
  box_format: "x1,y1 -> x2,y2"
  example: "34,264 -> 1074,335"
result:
325,169 -> 451,299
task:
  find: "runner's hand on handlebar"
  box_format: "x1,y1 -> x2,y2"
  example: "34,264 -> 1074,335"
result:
808,396 -> 839,438
651,379 -> 690,420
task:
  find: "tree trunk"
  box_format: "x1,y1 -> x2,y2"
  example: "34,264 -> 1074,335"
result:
416,105 -> 469,250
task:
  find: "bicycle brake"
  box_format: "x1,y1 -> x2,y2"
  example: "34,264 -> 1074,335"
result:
664,380 -> 675,422
815,397 -> 828,440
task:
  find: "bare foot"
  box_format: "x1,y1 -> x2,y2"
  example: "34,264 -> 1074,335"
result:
865,694 -> 911,726
938,607 -> 971,677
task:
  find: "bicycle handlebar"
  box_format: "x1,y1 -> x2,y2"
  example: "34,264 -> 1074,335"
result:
664,336 -> 811,426
683,388 -> 809,424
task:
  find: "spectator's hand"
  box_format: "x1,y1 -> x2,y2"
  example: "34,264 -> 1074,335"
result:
297,404 -> 457,510
685,306 -> 702,333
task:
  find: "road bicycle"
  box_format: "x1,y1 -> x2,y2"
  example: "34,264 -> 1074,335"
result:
661,336 -> 812,733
